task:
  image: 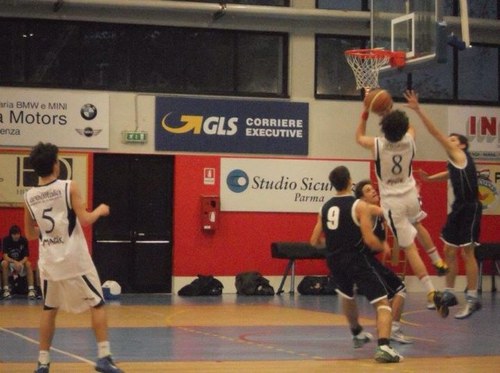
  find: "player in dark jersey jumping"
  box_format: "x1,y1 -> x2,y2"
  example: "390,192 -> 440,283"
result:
405,90 -> 482,319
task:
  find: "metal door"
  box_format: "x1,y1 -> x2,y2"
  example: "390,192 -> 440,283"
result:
92,154 -> 173,293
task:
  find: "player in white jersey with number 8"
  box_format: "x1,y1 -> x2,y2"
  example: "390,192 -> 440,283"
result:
24,142 -> 123,373
356,106 -> 456,318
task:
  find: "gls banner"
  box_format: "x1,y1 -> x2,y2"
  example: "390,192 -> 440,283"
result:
155,96 -> 308,155
0,87 -> 109,149
221,158 -> 370,213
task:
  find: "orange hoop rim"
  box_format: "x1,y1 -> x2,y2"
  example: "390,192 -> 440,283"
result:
344,48 -> 393,59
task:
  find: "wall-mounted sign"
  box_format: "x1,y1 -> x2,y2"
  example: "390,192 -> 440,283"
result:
155,96 -> 308,155
122,130 -> 148,144
0,87 -> 109,149
221,158 -> 370,213
0,152 -> 88,207
448,106 -> 500,160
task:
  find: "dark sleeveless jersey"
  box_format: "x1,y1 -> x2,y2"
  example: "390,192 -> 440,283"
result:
374,216 -> 386,241
321,195 -> 363,255
448,151 -> 479,203
360,214 -> 386,255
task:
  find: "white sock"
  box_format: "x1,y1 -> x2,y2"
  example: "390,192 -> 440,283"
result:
97,341 -> 111,358
38,350 -> 50,365
420,275 -> 435,294
391,321 -> 401,332
467,290 -> 478,299
426,247 -> 442,263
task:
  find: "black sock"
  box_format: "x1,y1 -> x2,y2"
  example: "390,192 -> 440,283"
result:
351,325 -> 362,336
378,338 -> 390,346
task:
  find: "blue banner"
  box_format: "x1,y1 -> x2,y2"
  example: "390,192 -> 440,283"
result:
155,96 -> 308,155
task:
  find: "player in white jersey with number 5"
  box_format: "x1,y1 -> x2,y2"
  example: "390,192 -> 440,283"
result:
355,106 -> 455,317
24,142 -> 123,373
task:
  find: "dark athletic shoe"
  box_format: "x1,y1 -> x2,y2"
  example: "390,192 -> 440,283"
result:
34,362 -> 50,373
95,355 -> 124,373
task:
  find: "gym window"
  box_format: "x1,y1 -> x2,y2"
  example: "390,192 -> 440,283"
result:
315,0 -> 500,105
0,18 -> 288,98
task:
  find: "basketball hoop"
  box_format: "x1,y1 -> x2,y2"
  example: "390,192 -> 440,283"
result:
344,49 -> 405,90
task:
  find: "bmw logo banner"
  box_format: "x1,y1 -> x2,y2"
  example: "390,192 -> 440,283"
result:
0,87 -> 109,149
155,96 -> 308,155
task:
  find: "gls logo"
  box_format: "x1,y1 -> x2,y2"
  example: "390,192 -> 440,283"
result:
161,113 -> 238,135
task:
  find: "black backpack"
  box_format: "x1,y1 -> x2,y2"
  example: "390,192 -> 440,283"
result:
235,271 -> 275,296
178,275 -> 224,296
297,276 -> 337,295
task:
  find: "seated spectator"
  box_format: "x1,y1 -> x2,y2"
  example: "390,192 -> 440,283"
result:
1,225 -> 37,299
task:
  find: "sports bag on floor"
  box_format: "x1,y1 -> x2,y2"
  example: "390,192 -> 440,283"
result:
297,276 -> 337,295
178,275 -> 224,296
235,271 -> 274,296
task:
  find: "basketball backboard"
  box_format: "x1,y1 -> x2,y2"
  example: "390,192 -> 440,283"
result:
371,0 -> 439,68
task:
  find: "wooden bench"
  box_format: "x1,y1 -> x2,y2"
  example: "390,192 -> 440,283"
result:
475,243 -> 500,293
271,242 -> 327,294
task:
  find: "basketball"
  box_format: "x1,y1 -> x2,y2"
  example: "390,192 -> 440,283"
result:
364,89 -> 393,115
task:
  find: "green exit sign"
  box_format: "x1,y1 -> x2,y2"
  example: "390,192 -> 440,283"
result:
122,131 -> 148,144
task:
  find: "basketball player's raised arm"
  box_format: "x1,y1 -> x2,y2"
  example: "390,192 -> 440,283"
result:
70,180 -> 110,227
355,108 -> 375,150
407,124 -> 416,139
419,169 -> 449,182
404,90 -> 463,164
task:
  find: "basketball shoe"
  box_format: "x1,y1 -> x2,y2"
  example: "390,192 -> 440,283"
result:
374,344 -> 403,363
34,362 -> 50,373
426,301 -> 436,310
28,288 -> 37,300
352,331 -> 373,348
433,260 -> 449,276
391,323 -> 413,344
95,355 -> 123,373
2,289 -> 12,300
454,296 -> 482,319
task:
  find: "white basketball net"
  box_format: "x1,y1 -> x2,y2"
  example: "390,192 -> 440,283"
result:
345,50 -> 391,90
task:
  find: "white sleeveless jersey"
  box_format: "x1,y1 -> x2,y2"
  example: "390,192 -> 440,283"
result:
374,133 -> 416,197
24,179 -> 95,281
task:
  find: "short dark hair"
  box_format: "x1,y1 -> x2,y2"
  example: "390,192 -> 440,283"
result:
450,132 -> 469,150
381,110 -> 409,143
9,225 -> 21,235
353,179 -> 372,199
329,166 -> 351,191
29,142 -> 59,177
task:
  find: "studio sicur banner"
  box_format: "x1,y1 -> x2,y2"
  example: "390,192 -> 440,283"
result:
155,96 -> 308,155
221,158 -> 370,213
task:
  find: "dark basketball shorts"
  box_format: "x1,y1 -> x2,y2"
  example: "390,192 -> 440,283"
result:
326,252 -> 389,303
441,201 -> 482,247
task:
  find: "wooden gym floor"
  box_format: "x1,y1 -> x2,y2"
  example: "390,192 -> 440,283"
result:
1,291 -> 499,372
